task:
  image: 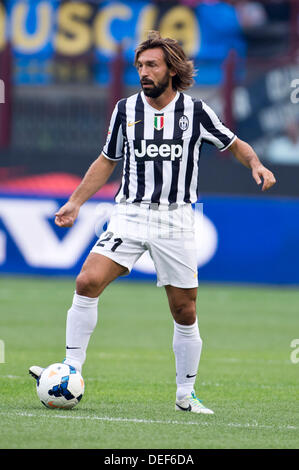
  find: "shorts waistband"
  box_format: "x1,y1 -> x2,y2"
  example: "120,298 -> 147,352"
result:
119,202 -> 189,212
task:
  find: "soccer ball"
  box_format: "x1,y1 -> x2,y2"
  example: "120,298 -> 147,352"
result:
36,363 -> 84,409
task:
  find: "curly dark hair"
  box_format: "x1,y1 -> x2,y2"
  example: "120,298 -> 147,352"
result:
134,30 -> 196,91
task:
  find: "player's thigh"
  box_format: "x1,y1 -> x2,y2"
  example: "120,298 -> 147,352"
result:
165,285 -> 198,325
149,234 -> 198,289
76,252 -> 127,297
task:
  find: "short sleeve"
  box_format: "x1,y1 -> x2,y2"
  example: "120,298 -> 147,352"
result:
102,102 -> 124,161
200,101 -> 237,152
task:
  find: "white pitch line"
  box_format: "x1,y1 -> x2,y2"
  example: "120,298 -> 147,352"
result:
0,411 -> 297,432
1,375 -> 22,379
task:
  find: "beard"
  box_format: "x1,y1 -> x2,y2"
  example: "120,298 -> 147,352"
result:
141,72 -> 170,98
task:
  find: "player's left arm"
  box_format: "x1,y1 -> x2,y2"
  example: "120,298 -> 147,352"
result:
228,137 -> 276,191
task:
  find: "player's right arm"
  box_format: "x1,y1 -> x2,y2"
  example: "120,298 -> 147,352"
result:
55,154 -> 117,228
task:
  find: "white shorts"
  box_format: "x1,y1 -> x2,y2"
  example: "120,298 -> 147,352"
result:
91,203 -> 198,288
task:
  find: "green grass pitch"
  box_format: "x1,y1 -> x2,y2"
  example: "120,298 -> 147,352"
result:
0,277 -> 298,449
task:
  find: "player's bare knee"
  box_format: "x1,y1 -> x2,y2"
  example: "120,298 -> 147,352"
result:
171,302 -> 197,325
76,271 -> 102,298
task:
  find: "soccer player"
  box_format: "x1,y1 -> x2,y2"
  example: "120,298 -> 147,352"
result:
30,31 -> 276,414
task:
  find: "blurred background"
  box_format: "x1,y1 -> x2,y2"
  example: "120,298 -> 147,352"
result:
0,0 -> 299,284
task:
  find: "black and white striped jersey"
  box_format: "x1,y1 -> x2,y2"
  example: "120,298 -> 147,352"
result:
103,91 -> 236,205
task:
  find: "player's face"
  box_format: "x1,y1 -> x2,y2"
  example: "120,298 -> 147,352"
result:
137,48 -> 175,98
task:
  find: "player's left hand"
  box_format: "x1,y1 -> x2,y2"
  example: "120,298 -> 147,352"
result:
252,165 -> 276,191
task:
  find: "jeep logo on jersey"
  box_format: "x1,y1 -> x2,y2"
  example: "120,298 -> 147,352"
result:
134,140 -> 183,161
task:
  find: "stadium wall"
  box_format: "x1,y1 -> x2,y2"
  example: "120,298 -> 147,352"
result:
0,192 -> 298,285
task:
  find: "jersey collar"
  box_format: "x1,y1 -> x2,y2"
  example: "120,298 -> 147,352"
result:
140,90 -> 180,113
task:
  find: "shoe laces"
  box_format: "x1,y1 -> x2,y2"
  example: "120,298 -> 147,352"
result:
190,391 -> 205,408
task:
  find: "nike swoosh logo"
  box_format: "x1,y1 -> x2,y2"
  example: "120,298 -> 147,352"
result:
66,346 -> 81,349
128,120 -> 142,127
176,403 -> 192,411
186,374 -> 197,378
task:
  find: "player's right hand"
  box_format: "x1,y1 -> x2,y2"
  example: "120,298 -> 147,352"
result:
55,201 -> 80,227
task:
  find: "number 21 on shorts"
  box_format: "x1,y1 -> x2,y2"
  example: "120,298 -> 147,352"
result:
96,231 -> 123,252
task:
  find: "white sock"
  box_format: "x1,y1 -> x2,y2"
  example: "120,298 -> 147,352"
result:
65,292 -> 99,373
173,318 -> 202,400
